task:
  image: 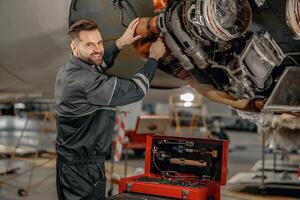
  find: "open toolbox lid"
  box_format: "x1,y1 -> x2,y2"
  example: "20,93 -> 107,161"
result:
134,115 -> 170,135
144,135 -> 229,186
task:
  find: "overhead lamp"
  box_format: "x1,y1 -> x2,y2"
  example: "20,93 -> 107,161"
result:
180,93 -> 194,102
183,102 -> 192,107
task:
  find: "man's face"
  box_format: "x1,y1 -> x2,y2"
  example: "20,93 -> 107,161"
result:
71,29 -> 104,65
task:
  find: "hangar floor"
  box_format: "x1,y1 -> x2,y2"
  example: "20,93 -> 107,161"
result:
0,116 -> 298,200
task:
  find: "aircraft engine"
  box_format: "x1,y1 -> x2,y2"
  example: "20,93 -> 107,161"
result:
134,0 -> 286,101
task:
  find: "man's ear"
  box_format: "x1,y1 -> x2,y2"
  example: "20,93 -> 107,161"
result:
70,41 -> 77,52
71,40 -> 80,56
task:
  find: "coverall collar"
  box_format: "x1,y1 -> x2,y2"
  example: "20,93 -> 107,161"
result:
69,55 -> 99,73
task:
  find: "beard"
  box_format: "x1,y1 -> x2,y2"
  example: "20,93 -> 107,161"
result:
88,52 -> 103,65
77,51 -> 103,65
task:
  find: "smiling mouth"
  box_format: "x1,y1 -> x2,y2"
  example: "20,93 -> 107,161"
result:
91,54 -> 102,60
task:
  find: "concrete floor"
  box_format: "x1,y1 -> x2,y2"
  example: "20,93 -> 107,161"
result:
0,116 -> 298,200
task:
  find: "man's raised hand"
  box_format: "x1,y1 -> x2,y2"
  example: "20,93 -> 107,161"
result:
116,18 -> 142,49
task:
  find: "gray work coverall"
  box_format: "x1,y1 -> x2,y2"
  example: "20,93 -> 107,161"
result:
55,43 -> 158,200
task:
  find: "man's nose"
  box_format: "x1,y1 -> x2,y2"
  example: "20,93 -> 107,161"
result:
95,43 -> 104,52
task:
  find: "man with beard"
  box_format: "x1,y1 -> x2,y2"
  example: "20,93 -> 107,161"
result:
55,18 -> 165,200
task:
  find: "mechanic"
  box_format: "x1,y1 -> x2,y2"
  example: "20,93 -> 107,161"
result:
55,18 -> 165,200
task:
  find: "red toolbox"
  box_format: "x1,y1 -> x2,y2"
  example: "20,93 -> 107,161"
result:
119,135 -> 229,200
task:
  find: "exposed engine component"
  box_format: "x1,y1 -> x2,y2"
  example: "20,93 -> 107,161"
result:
286,0 -> 300,39
154,0 -> 284,100
129,0 -> 296,110
189,0 -> 252,42
158,0 -> 252,71
224,32 -> 285,99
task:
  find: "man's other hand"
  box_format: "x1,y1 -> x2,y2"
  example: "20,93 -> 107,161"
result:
149,38 -> 166,60
116,18 -> 142,49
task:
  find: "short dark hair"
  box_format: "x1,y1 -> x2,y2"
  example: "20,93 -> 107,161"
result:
68,19 -> 99,40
